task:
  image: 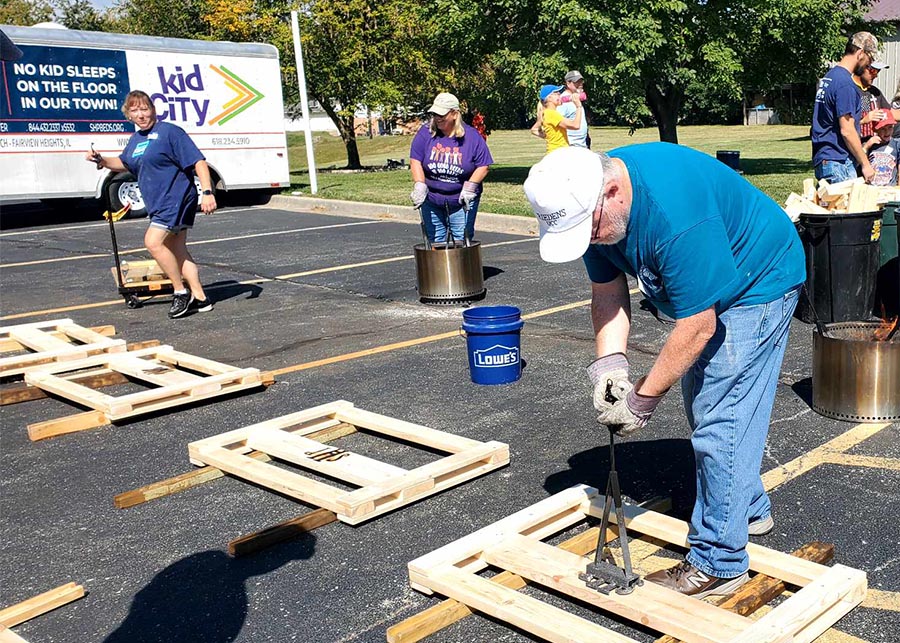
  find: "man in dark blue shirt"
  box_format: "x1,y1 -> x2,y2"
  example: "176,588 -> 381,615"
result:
811,32 -> 881,182
524,144 -> 805,599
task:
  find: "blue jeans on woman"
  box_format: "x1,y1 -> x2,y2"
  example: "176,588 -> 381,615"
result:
420,196 -> 480,244
814,158 -> 857,182
681,287 -> 799,578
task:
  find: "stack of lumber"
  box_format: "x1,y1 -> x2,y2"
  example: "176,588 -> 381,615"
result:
783,177 -> 896,221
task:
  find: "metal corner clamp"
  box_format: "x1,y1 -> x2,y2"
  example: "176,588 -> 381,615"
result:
579,380 -> 643,595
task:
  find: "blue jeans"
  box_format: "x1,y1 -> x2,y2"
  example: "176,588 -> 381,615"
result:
681,287 -> 799,578
420,196 -> 479,243
814,158 -> 856,182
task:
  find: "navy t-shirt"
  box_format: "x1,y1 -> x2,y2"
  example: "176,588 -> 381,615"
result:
409,123 -> 494,207
582,143 -> 805,319
119,121 -> 205,219
811,66 -> 862,166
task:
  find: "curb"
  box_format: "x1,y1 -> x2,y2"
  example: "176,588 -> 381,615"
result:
269,195 -> 539,237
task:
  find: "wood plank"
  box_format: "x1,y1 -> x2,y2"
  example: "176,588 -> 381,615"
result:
728,565 -> 866,643
334,407 -> 483,454
0,583 -> 84,628
20,345 -> 167,375
389,497 -> 671,643
424,566 -> 637,643
0,338 -> 125,376
0,324 -> 115,353
116,422 -> 356,509
653,541 -> 833,643
27,410 -> 109,441
0,626 -> 29,643
109,354 -> 204,387
408,485 -> 595,588
0,319 -> 73,335
247,428 -> 408,487
7,327 -> 74,352
228,508 -> 337,557
483,535 -> 748,643
24,371 -> 114,413
187,401 -> 355,456
587,501 -> 827,587
57,323 -> 116,345
195,446 -> 346,511
155,350 -> 245,376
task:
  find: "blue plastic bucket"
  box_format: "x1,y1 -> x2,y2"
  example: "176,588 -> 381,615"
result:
461,305 -> 524,385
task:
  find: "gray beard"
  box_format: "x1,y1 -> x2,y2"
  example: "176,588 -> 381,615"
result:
598,212 -> 628,245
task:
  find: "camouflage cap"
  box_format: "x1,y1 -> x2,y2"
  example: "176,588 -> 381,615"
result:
850,31 -> 880,60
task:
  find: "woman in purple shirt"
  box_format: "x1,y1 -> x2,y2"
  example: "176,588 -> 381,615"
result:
409,93 -> 494,243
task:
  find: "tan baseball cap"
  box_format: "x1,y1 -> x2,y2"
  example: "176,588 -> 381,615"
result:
427,93 -> 460,116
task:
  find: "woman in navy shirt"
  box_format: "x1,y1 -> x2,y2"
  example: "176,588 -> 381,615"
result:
87,90 -> 216,319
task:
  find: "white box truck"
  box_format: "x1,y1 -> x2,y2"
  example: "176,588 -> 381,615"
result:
0,25 -> 291,217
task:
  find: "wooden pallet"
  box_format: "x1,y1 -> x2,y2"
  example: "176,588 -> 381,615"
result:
188,401 -> 509,525
112,259 -> 172,290
407,485 -> 867,643
24,346 -> 266,440
0,319 -> 126,379
0,582 -> 85,643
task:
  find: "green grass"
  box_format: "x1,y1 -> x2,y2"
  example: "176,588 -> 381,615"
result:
287,125 -> 814,216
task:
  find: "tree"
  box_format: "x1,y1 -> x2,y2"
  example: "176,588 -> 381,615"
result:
430,0 -> 873,143
54,0 -> 109,31
112,0 -> 207,40
0,0 -> 54,26
296,0 -> 439,168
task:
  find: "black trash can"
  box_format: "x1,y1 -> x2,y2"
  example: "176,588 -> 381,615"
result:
716,150 -> 741,172
795,210 -> 883,323
875,202 -> 900,318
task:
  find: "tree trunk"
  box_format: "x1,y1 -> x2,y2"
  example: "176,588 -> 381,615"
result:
317,95 -> 363,169
644,81 -> 683,144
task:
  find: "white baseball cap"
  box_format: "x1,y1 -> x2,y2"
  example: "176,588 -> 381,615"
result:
523,147 -> 604,263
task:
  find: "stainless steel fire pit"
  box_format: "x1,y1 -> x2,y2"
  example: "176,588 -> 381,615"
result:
414,242 -> 486,305
812,321 -> 900,421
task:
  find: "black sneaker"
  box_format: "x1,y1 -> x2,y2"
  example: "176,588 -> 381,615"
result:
644,561 -> 749,599
169,292 -> 193,318
190,297 -> 214,313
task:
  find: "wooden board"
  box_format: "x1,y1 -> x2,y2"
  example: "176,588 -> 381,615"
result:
22,345 -> 265,439
188,401 -> 509,525
0,582 -> 84,628
0,320 -> 126,378
406,485 -> 867,643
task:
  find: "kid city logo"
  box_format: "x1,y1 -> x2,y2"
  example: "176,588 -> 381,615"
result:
150,64 -> 264,126
473,344 -> 520,368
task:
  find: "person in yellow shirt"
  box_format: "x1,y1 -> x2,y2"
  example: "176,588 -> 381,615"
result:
530,84 -> 583,154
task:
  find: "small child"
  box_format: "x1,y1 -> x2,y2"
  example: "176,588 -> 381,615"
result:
864,114 -> 900,186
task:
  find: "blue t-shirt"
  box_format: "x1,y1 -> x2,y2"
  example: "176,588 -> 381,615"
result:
119,121 -> 205,219
811,66 -> 862,166
583,143 -> 805,319
409,123 -> 494,207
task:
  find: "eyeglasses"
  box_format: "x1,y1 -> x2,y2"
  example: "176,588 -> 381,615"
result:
867,65 -> 881,74
590,192 -> 605,242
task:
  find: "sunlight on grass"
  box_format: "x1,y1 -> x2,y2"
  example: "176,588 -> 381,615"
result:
287,125 -> 813,217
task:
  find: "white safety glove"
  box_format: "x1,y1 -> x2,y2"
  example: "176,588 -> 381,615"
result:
586,353 -> 633,412
410,182 -> 429,208
458,180 -> 479,210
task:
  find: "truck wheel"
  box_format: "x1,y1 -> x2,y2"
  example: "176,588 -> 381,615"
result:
107,173 -> 147,219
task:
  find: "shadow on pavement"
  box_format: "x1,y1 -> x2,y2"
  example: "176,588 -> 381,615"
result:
544,438 -> 697,520
791,377 -> 813,408
103,534 -> 316,643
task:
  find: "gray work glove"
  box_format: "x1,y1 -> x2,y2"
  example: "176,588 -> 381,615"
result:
587,353 -> 632,412
458,180 -> 479,210
597,383 -> 665,436
410,181 -> 429,208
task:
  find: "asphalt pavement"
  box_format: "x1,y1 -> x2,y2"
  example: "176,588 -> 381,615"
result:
0,200 -> 897,643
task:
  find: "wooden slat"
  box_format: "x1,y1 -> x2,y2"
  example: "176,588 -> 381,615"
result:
654,542 -> 834,643
0,324 -> 115,353
334,407 -> 482,454
388,497 -> 671,643
7,327 -> 74,352
483,535 -> 748,643
108,354 -> 204,387
155,349 -> 246,376
56,323 -> 116,345
0,338 -> 125,376
728,565 -> 867,643
0,319 -> 73,335
21,345 -> 167,375
24,372 -> 114,412
589,501 -> 828,587
0,583 -> 84,628
424,566 -> 637,643
0,626 -> 30,642
228,508 -> 337,557
247,429 -> 407,487
27,410 -> 109,441
194,446 -> 346,511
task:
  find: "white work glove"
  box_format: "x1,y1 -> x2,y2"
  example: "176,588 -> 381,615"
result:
586,353 -> 632,412
410,182 -> 429,208
597,382 -> 665,437
458,180 -> 479,210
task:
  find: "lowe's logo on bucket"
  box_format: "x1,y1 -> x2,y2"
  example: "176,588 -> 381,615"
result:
473,344 -> 520,368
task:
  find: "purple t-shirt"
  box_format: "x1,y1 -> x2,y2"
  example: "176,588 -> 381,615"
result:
409,122 -> 493,207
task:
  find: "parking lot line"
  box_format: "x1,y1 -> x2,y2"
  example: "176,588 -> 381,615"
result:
0,220 -> 383,269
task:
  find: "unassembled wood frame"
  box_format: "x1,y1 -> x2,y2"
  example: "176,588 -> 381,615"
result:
23,346 -> 264,441
0,319 -> 125,379
188,400 -> 510,525
407,485 -> 867,643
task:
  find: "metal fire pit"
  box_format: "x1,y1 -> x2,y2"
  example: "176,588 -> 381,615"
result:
813,321 -> 900,421
414,242 -> 486,305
